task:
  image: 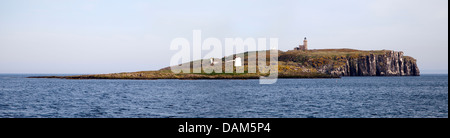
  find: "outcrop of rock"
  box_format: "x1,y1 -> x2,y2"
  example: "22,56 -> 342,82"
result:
326,51 -> 420,76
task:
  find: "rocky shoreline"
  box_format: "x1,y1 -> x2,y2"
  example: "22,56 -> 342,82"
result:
29,49 -> 419,80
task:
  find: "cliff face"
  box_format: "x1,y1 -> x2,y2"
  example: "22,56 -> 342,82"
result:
327,51 -> 420,76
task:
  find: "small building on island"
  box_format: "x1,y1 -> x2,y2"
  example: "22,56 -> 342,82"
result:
294,37 -> 308,51
210,57 -> 242,67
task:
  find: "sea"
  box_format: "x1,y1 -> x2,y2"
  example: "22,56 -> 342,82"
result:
0,74 -> 447,118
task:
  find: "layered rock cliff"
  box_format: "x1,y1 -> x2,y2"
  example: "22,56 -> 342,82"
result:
279,49 -> 420,77
327,51 -> 420,76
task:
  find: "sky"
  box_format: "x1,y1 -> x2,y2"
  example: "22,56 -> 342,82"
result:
0,0 -> 448,74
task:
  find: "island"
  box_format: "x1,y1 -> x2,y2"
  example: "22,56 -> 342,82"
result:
29,48 -> 420,80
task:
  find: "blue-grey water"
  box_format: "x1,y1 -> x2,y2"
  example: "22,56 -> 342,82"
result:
0,74 -> 447,118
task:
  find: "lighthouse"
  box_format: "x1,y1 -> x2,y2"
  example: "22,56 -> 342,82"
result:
294,37 -> 308,51
303,37 -> 308,50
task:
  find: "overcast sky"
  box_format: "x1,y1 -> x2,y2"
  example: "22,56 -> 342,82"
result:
0,0 -> 448,74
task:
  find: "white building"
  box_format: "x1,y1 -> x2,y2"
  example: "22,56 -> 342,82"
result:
235,57 -> 242,67
210,58 -> 219,65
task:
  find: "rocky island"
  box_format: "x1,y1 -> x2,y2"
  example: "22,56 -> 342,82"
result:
29,48 -> 420,80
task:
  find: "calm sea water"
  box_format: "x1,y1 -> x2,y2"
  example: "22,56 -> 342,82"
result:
0,74 -> 447,118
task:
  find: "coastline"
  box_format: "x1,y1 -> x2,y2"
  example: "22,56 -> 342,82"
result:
27,73 -> 341,80
27,49 -> 421,80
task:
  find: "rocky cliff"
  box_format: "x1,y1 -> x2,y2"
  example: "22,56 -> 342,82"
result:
279,49 -> 420,76
329,51 -> 420,76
